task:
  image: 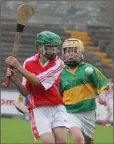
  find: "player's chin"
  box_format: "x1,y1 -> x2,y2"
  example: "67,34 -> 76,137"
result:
45,54 -> 56,60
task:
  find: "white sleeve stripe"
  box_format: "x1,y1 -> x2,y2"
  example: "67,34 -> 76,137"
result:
41,70 -> 62,90
38,59 -> 63,81
38,63 -> 62,82
39,62 -> 62,81
46,62 -> 63,76
38,62 -> 63,82
40,63 -> 61,82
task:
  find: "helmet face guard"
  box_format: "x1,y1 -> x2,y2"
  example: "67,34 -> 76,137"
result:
62,38 -> 84,67
35,31 -> 62,60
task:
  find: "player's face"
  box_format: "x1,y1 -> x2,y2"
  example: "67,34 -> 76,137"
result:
37,45 -> 58,60
62,47 -> 82,62
36,45 -> 57,60
44,45 -> 58,60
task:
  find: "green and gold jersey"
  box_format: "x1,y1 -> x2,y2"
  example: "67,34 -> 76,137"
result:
59,62 -> 109,113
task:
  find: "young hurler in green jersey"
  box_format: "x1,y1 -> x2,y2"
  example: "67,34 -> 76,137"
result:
59,38 -> 110,144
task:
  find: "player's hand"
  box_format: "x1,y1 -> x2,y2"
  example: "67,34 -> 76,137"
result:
98,95 -> 107,106
5,56 -> 21,69
6,67 -> 18,82
6,67 -> 14,77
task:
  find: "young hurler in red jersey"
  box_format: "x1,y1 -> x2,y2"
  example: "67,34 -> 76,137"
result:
5,31 -> 68,144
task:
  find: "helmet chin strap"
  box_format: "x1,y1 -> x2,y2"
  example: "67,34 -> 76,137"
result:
65,61 -> 81,68
65,55 -> 83,68
64,53 -> 84,68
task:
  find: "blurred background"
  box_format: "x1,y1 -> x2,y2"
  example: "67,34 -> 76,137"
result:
1,0 -> 113,84
1,1 -> 113,143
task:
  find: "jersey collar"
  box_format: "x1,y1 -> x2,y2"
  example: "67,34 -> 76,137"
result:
64,61 -> 85,69
33,53 -> 40,62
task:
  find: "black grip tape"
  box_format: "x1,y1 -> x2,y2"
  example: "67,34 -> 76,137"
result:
16,24 -> 25,32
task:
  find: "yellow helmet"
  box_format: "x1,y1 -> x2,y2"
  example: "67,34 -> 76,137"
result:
62,38 -> 84,54
62,38 -> 84,67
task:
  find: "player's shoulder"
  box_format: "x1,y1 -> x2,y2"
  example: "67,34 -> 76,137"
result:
24,56 -> 34,64
23,54 -> 37,68
55,56 -> 64,66
82,62 -> 95,69
56,56 -> 63,62
78,62 -> 97,74
62,65 -> 67,70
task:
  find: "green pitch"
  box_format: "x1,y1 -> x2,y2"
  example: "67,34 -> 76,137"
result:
1,118 -> 113,144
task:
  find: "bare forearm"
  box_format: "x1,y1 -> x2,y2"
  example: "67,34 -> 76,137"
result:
100,88 -> 110,97
17,65 -> 41,86
99,90 -> 107,97
99,85 -> 110,96
12,79 -> 29,96
5,56 -> 41,86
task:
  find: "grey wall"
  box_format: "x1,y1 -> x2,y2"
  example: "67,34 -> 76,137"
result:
1,1 -> 113,30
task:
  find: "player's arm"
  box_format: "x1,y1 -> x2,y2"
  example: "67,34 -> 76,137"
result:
12,77 -> 29,96
91,67 -> 110,104
5,56 -> 42,87
99,82 -> 112,99
10,56 -> 64,90
99,85 -> 110,96
15,77 -> 29,97
14,57 -> 63,89
91,67 -> 109,94
16,65 -> 41,86
6,67 -> 29,96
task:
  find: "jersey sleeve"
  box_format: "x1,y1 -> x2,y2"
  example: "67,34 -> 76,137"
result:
37,58 -> 64,90
91,67 -> 109,94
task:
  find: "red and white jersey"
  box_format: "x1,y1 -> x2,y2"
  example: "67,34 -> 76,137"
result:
23,53 -> 64,110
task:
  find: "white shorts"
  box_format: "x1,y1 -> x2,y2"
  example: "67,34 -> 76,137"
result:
30,105 -> 69,140
67,110 -> 96,138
